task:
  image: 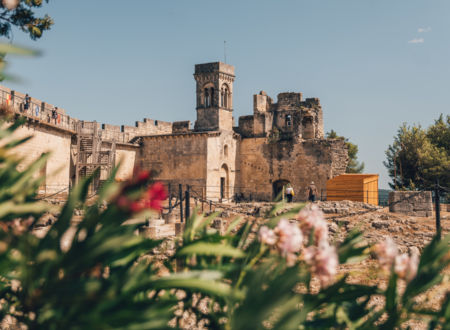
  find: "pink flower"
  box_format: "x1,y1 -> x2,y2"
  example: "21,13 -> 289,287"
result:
302,245 -> 317,264
303,242 -> 338,286
285,253 -> 298,267
297,205 -> 328,246
275,219 -> 303,256
394,254 -> 409,279
405,250 -> 419,282
315,243 -> 338,286
395,251 -> 419,282
373,237 -> 398,272
258,226 -> 277,246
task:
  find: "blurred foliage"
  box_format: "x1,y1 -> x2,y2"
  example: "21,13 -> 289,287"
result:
326,129 -> 365,173
0,0 -> 53,40
384,114 -> 450,190
174,205 -> 450,329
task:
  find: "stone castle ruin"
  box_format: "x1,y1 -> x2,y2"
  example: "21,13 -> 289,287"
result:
1,62 -> 348,201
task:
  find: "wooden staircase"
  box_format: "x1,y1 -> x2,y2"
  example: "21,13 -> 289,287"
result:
73,122 -> 116,194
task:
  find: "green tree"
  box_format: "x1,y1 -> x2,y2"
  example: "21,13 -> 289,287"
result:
0,0 -> 53,40
427,114 -> 450,152
384,116 -> 450,190
326,129 -> 365,173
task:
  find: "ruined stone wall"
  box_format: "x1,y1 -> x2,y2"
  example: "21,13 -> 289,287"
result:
237,137 -> 348,201
11,123 -> 72,195
237,116 -> 253,137
138,133 -> 209,195
238,91 -> 324,140
389,191 -> 433,217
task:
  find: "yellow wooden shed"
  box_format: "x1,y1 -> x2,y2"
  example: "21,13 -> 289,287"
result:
326,174 -> 379,205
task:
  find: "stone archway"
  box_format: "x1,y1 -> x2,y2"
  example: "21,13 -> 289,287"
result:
273,179 -> 290,201
220,164 -> 229,200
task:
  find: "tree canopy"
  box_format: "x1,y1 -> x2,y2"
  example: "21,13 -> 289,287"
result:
0,0 -> 53,40
384,114 -> 450,190
326,129 -> 365,173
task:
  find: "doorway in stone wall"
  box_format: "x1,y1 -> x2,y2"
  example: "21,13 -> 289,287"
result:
220,177 -> 225,200
220,164 -> 229,201
273,179 -> 290,201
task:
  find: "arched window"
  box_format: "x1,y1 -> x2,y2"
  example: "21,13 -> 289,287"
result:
204,88 -> 209,107
210,87 -> 214,107
224,86 -> 229,108
221,84 -> 229,108
224,144 -> 228,157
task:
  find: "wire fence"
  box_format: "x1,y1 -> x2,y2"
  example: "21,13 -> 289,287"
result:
160,181 -> 450,228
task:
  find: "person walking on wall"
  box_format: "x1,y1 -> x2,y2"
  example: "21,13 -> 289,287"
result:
285,183 -> 294,203
52,106 -> 58,124
307,181 -> 318,202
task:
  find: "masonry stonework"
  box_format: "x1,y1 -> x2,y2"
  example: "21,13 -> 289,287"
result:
389,191 -> 433,217
2,61 -> 348,201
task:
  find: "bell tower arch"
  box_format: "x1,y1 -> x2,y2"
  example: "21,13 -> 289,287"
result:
194,62 -> 235,132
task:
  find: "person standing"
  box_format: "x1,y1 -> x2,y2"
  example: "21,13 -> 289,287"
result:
307,181 -> 318,202
24,94 -> 31,113
285,184 -> 294,203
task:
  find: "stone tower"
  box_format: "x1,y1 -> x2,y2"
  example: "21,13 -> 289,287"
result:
194,62 -> 235,132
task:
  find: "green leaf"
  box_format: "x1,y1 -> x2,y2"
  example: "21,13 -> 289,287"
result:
151,271 -> 237,298
177,242 -> 245,258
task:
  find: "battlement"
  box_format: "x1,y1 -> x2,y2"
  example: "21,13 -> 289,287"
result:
172,121 -> 191,133
0,85 -> 174,144
194,62 -> 235,76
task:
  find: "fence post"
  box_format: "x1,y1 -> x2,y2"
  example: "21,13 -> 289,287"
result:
179,184 -> 183,223
435,180 -> 441,240
185,185 -> 190,220
201,187 -> 205,212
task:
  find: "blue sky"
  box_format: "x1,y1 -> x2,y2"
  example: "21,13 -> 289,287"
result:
4,0 -> 449,188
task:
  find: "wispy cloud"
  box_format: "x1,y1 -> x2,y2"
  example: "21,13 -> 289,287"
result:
408,38 -> 424,44
417,27 -> 432,33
